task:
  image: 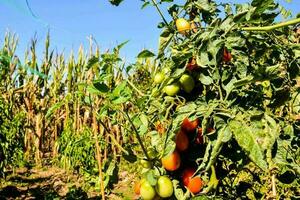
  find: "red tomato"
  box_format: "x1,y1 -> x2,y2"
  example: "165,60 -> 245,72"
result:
182,168 -> 203,194
175,130 -> 189,152
223,48 -> 232,63
182,167 -> 196,186
187,176 -> 203,194
186,57 -> 198,71
181,118 -> 199,133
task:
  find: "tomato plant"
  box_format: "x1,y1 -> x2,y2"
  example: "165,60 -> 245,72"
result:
114,0 -> 300,199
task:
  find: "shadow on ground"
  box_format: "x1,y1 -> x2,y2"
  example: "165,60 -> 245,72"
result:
0,184 -> 102,200
0,168 -> 102,200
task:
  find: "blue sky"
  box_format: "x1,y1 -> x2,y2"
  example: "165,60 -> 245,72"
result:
0,0 -> 299,63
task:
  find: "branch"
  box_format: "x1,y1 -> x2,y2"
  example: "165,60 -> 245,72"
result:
242,17 -> 300,32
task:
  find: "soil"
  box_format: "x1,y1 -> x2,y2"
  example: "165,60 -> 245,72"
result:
0,167 -> 137,200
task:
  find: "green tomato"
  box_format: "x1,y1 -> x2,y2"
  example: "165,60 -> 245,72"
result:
140,159 -> 152,169
179,74 -> 195,93
164,82 -> 180,96
156,176 -> 173,198
140,181 -> 156,200
154,73 -> 165,84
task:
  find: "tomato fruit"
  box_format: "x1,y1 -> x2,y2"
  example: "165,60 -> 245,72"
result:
164,82 -> 180,96
156,176 -> 174,198
179,74 -> 195,93
182,167 -> 196,186
187,176 -> 203,194
182,168 -> 203,194
181,118 -> 199,133
186,57 -> 198,71
140,180 -> 156,200
134,180 -> 141,195
141,159 -> 152,169
154,72 -> 165,84
175,130 -> 189,151
223,48 -> 232,63
176,18 -> 191,34
161,150 -> 181,171
134,178 -> 146,195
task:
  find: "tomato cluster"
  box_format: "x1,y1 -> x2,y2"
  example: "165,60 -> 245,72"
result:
153,71 -> 196,97
134,176 -> 174,199
153,19 -> 232,98
137,18 -> 226,200
134,117 -> 212,199
159,117 -> 209,195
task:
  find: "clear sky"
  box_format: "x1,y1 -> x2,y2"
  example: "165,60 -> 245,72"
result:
0,0 -> 299,63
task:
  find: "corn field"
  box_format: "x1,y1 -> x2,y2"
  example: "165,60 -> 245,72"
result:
0,31 -> 157,199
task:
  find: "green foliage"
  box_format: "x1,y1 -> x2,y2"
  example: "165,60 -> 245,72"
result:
0,97 -> 26,177
112,0 -> 300,199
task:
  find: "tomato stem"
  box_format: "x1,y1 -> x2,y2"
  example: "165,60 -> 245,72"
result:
98,119 -> 129,154
151,0 -> 170,28
126,79 -> 145,97
122,110 -> 151,161
242,17 -> 300,31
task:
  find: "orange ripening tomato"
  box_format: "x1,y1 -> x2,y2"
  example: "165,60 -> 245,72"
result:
182,168 -> 203,194
161,151 -> 181,171
223,48 -> 232,63
181,118 -> 200,133
134,180 -> 141,195
187,176 -> 203,194
176,18 -> 191,34
195,128 -> 203,144
175,130 -> 189,152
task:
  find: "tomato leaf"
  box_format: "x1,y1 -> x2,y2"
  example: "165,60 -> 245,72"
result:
199,73 -> 213,85
229,119 -> 268,171
145,169 -> 158,186
93,81 -> 110,93
137,49 -> 156,59
173,179 -> 190,200
85,56 -> 99,70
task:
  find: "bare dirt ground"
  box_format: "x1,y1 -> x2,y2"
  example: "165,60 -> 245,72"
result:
0,167 -> 136,200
